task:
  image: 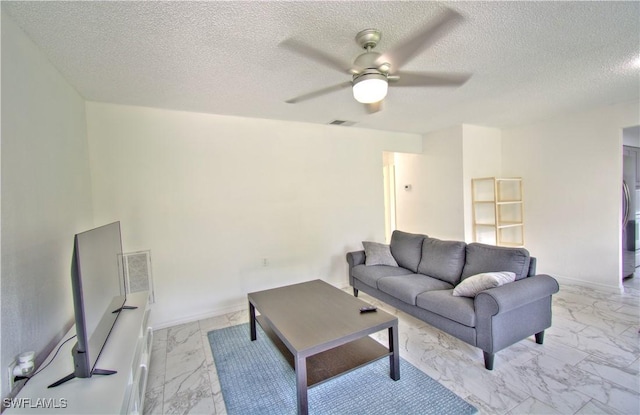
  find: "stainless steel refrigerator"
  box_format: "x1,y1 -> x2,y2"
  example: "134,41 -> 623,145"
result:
622,146 -> 638,278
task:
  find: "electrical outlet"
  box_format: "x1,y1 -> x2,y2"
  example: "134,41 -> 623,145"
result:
7,360 -> 17,391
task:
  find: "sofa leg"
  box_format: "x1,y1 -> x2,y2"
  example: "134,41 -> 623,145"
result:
483,352 -> 494,370
535,331 -> 545,344
353,288 -> 359,297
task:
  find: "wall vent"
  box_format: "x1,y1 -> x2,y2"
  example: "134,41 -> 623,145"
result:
328,119 -> 356,126
123,250 -> 155,303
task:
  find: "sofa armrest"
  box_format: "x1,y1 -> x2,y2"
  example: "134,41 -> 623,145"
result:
346,250 -> 366,268
346,250 -> 366,287
475,274 -> 559,317
475,274 -> 559,356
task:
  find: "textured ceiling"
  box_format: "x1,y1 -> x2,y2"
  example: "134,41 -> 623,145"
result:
2,1 -> 639,134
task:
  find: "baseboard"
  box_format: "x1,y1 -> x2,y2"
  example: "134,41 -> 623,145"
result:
554,274 -> 624,294
151,302 -> 248,330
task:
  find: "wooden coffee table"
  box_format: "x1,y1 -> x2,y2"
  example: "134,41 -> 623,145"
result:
248,279 -> 399,415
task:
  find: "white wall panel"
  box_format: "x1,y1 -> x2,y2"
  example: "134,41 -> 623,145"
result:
502,101 -> 640,290
1,13 -> 93,399
85,102 -> 422,327
394,126 -> 465,240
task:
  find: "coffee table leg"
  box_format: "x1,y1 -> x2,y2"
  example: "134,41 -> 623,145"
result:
249,302 -> 257,341
295,354 -> 308,415
389,324 -> 400,381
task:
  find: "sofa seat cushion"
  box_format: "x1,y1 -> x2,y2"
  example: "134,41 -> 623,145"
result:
416,289 -> 476,327
461,243 -> 531,281
352,264 -> 413,289
390,230 -> 426,273
378,274 -> 453,306
417,237 -> 466,285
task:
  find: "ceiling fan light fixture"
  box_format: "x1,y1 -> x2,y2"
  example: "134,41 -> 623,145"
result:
352,72 -> 388,104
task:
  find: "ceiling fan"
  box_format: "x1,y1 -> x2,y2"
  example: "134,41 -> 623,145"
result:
280,7 -> 472,113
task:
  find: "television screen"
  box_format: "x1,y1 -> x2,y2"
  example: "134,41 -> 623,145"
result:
75,222 -> 126,369
49,222 -> 127,388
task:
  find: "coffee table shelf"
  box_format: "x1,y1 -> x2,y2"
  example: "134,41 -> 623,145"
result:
256,314 -> 391,388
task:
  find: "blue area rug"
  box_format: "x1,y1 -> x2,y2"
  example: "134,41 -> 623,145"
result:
208,323 -> 477,415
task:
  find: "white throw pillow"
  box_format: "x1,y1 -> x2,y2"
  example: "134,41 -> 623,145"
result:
452,271 -> 516,297
362,241 -> 399,267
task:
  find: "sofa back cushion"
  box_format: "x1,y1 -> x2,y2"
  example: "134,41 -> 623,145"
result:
461,243 -> 531,281
417,237 -> 466,285
390,230 -> 426,272
362,241 -> 398,267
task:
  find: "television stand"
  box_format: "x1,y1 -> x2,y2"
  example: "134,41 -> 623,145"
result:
48,367 -> 117,389
92,368 -> 117,375
6,292 -> 152,414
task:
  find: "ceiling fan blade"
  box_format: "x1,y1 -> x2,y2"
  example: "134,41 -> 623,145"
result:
280,38 -> 352,74
285,81 -> 352,104
377,7 -> 464,70
365,101 -> 383,114
390,71 -> 471,87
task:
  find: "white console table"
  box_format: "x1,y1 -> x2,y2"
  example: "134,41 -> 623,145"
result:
6,292 -> 152,414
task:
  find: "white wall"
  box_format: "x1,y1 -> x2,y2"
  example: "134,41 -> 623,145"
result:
394,124 -> 502,242
502,101 -> 640,290
1,12 -> 93,399
394,126 -> 465,239
461,125 -> 502,242
85,102 -> 422,328
394,105 -> 640,291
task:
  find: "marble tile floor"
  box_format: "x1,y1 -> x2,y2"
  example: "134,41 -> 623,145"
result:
143,277 -> 639,415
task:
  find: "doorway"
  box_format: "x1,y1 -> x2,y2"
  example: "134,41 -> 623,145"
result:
383,152 -> 397,243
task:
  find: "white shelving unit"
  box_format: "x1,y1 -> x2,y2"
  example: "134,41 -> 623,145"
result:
472,177 -> 525,247
6,292 -> 152,414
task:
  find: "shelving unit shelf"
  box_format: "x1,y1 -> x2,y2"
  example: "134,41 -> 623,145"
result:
472,177 -> 525,247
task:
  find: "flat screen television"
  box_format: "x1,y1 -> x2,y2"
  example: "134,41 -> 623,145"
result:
49,221 -> 134,388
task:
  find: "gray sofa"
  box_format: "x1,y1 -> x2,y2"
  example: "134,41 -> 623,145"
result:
346,230 -> 559,370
